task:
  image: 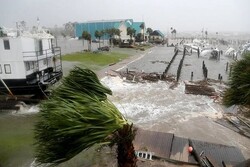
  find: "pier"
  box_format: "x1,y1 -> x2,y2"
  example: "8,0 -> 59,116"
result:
134,128 -> 246,166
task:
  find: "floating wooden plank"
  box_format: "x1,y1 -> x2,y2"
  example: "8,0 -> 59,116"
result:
134,128 -> 174,158
191,139 -> 245,167
170,136 -> 189,162
134,128 -> 245,166
185,83 -> 216,96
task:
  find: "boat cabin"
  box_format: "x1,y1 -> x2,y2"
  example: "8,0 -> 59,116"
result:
0,31 -> 63,95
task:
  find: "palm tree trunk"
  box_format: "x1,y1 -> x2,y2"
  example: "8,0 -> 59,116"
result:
116,124 -> 137,167
99,37 -> 101,48
88,40 -> 91,51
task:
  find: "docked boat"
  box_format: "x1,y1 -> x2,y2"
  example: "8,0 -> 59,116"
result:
0,26 -> 63,96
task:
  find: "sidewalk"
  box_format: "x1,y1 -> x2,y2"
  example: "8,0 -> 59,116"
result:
97,49 -> 150,79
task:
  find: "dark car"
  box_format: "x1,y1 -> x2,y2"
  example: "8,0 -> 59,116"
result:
92,39 -> 100,43
98,46 -> 110,51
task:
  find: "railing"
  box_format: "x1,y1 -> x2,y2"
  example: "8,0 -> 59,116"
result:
22,47 -> 63,84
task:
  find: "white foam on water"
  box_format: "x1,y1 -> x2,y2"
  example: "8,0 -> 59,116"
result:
13,103 -> 39,115
102,76 -> 223,129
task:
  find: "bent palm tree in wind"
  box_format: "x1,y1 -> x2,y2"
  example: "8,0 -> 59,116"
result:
34,67 -> 137,167
223,53 -> 250,107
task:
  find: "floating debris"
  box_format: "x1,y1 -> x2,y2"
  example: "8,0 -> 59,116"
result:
150,60 -> 169,64
184,81 -> 217,96
113,70 -> 176,83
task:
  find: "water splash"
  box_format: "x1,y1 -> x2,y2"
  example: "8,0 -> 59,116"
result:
102,76 -> 223,130
12,102 -> 39,115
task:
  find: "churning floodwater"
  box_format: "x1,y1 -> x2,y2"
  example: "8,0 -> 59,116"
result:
0,45 -> 250,167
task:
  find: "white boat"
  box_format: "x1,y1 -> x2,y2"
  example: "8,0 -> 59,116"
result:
0,27 -> 63,95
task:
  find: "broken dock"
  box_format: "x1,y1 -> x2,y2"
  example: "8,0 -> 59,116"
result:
133,128 -> 246,167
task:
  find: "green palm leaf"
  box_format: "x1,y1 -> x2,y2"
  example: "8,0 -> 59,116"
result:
223,53 -> 250,106
34,67 -> 129,166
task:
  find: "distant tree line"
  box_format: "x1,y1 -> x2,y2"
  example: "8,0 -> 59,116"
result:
0,27 -> 7,37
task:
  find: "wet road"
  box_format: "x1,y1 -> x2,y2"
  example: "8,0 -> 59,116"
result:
122,45 -> 234,82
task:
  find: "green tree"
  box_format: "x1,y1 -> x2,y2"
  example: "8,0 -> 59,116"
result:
146,27 -> 153,35
135,33 -> 143,42
34,67 -> 137,167
139,23 -> 145,41
95,30 -> 102,48
223,53 -> 250,107
127,27 -> 136,44
0,27 -> 6,37
105,28 -> 121,45
114,28 -> 121,45
205,30 -> 208,40
100,30 -> 106,46
82,31 -> 91,51
106,28 -> 120,46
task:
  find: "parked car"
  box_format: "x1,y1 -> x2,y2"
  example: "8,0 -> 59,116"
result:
98,46 -> 110,51
92,39 -> 100,43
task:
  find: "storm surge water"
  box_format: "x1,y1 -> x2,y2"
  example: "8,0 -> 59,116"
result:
102,76 -> 223,131
102,76 -> 250,159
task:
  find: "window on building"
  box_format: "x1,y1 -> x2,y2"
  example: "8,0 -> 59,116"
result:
0,64 -> 2,74
3,40 -> 10,50
39,40 -> 43,55
4,64 -> 11,74
25,62 -> 30,71
43,59 -> 47,65
30,62 -> 34,69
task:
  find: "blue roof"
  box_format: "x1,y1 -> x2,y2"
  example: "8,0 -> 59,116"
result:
131,22 -> 145,35
151,30 -> 165,38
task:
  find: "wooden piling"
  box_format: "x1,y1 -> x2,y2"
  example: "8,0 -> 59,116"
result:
191,72 -> 193,81
164,50 -> 179,74
198,47 -> 200,58
176,47 -> 186,82
229,65 -> 232,77
226,62 -> 229,72
220,76 -> 223,84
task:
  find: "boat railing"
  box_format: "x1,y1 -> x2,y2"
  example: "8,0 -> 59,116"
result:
23,47 -> 62,77
22,48 -> 55,59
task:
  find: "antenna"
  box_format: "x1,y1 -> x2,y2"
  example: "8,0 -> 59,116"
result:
37,17 -> 41,31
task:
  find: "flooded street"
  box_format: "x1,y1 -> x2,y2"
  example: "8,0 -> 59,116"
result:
123,45 -> 233,81
0,45 -> 250,167
101,45 -> 250,158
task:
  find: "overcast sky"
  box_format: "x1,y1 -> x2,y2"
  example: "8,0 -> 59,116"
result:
1,0 -> 250,33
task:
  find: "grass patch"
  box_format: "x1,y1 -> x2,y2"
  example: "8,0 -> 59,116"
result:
62,51 -> 129,71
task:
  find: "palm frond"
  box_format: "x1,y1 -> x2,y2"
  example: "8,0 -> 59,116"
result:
34,67 -> 128,166
223,53 -> 250,106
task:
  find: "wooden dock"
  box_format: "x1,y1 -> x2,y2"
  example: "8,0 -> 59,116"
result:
133,128 -> 246,167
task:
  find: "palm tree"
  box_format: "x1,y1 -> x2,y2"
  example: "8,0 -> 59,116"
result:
100,30 -> 105,46
82,31 -> 91,51
34,67 -> 137,167
146,28 -> 153,35
146,28 -> 153,41
95,30 -> 102,48
139,23 -> 145,41
223,53 -> 250,107
114,28 -> 121,45
0,27 -> 4,37
171,29 -> 176,38
106,28 -> 119,46
127,27 -> 136,44
205,30 -> 208,40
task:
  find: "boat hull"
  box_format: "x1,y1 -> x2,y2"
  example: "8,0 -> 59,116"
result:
0,72 -> 62,95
